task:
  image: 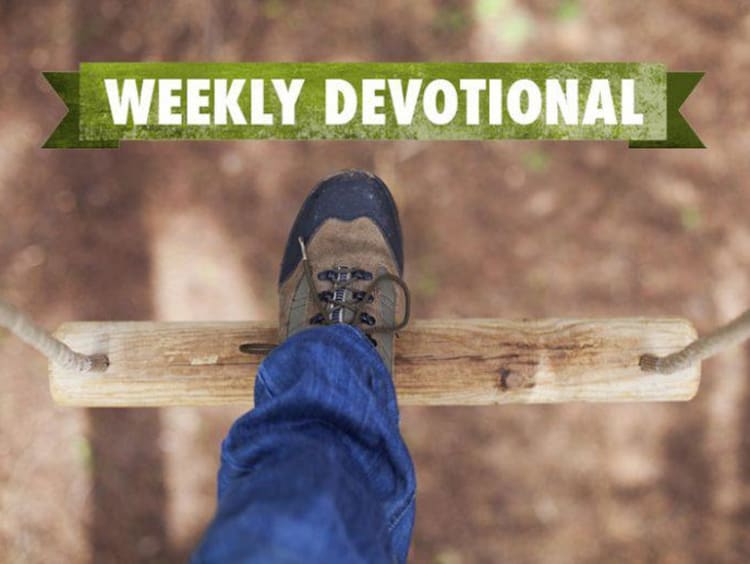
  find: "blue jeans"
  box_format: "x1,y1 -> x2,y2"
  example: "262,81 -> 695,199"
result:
192,324 -> 417,563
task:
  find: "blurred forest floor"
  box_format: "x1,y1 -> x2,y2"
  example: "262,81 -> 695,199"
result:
1,1 -> 750,562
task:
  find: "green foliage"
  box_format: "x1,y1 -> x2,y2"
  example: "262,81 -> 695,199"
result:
434,7 -> 470,34
474,0 -> 534,46
73,435 -> 94,472
475,0 -> 509,19
415,257 -> 441,298
556,0 -> 582,22
523,148 -> 550,173
680,206 -> 702,231
262,0 -> 285,19
499,12 -> 533,46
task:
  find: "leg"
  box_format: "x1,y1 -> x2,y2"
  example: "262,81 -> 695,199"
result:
193,324 -> 415,563
193,171 -> 416,562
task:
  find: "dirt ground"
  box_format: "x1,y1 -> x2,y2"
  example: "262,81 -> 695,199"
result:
1,1 -> 750,562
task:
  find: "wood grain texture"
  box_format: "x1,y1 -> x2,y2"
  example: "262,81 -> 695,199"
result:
49,318 -> 701,407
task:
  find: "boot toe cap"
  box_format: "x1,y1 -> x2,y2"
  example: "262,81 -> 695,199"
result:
279,170 -> 404,285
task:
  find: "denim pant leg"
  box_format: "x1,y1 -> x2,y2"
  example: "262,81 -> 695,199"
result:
192,324 -> 417,564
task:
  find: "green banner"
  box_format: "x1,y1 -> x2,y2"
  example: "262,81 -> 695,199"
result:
43,63 -> 703,149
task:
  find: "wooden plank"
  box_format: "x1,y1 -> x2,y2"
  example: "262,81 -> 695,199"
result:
49,318 -> 701,407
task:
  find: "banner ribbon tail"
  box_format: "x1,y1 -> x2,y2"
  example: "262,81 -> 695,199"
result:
43,72 -> 119,149
630,71 -> 704,149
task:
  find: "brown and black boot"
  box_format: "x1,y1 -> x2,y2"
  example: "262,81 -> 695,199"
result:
277,170 -> 410,373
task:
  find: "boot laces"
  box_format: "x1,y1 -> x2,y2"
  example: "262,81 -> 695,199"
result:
298,237 -> 410,344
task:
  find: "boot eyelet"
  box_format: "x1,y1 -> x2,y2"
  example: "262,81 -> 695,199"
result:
317,270 -> 336,281
360,313 -> 376,326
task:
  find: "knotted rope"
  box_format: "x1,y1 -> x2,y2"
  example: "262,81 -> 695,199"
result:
640,308 -> 750,374
0,299 -> 108,372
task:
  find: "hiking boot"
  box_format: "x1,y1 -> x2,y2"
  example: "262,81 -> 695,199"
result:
278,170 -> 410,373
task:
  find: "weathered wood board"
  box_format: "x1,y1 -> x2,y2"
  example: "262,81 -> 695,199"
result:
50,318 -> 700,407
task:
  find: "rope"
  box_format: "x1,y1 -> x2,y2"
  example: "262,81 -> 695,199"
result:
0,299 -> 108,373
2,295 -> 747,377
640,308 -> 750,374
